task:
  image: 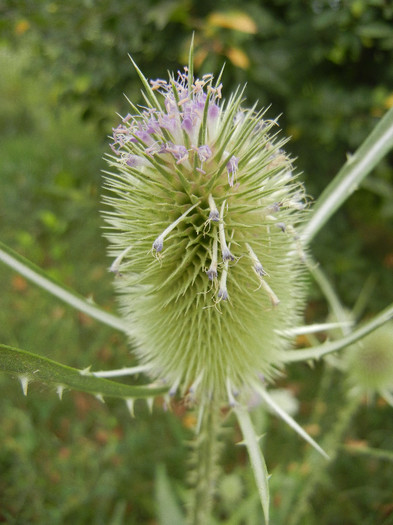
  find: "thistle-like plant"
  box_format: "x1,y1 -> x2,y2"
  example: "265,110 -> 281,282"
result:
1,42 -> 393,525
103,51 -> 307,408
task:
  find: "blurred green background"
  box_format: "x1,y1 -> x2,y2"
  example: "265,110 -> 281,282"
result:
0,1 -> 393,523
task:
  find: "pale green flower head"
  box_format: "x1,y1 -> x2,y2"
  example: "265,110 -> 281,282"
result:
345,322 -> 393,398
103,56 -> 308,405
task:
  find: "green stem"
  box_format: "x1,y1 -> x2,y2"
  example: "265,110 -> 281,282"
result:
301,106 -> 393,245
306,257 -> 349,331
187,403 -> 222,525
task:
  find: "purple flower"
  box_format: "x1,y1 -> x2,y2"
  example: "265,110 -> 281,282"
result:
226,156 -> 239,186
165,143 -> 189,164
181,116 -> 194,134
197,145 -> 212,163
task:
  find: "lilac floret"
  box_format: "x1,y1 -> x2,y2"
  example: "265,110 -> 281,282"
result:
208,103 -> 219,119
222,248 -> 235,262
218,288 -> 228,301
166,143 -> 189,163
182,116 -> 194,134
197,145 -> 212,163
126,155 -> 143,168
206,268 -> 218,281
152,237 -> 164,252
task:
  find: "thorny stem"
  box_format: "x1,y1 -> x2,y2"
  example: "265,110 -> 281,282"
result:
301,105 -> 393,245
187,402 -> 223,525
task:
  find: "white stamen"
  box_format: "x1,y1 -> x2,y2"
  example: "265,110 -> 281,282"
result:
246,243 -> 267,276
218,261 -> 229,300
178,96 -> 190,106
208,194 -> 219,222
219,201 -> 234,261
152,201 -> 200,252
206,237 -> 218,281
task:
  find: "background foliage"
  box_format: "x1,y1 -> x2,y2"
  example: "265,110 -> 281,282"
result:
1,1 -> 393,523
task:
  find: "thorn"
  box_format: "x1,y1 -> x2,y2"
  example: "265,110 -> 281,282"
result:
169,376 -> 181,397
95,393 -> 105,404
80,366 -> 92,376
236,434 -> 265,446
125,398 -> 135,417
56,385 -> 65,400
109,245 -> 133,274
19,375 -> 29,396
162,394 -> 171,411
146,397 -> 154,413
259,278 -> 280,307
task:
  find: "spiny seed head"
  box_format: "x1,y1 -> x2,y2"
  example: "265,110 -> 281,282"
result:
103,59 -> 308,404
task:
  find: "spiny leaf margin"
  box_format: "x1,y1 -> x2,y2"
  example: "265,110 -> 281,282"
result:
0,344 -> 168,400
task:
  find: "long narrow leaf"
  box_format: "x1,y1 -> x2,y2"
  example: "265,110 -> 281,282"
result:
155,464 -> 186,525
0,241 -> 128,333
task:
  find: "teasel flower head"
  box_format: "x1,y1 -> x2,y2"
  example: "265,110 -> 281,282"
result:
103,52 -> 308,406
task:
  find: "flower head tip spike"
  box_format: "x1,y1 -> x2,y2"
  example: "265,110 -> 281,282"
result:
103,52 -> 308,406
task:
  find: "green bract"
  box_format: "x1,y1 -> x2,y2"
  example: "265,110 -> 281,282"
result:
103,63 -> 308,404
